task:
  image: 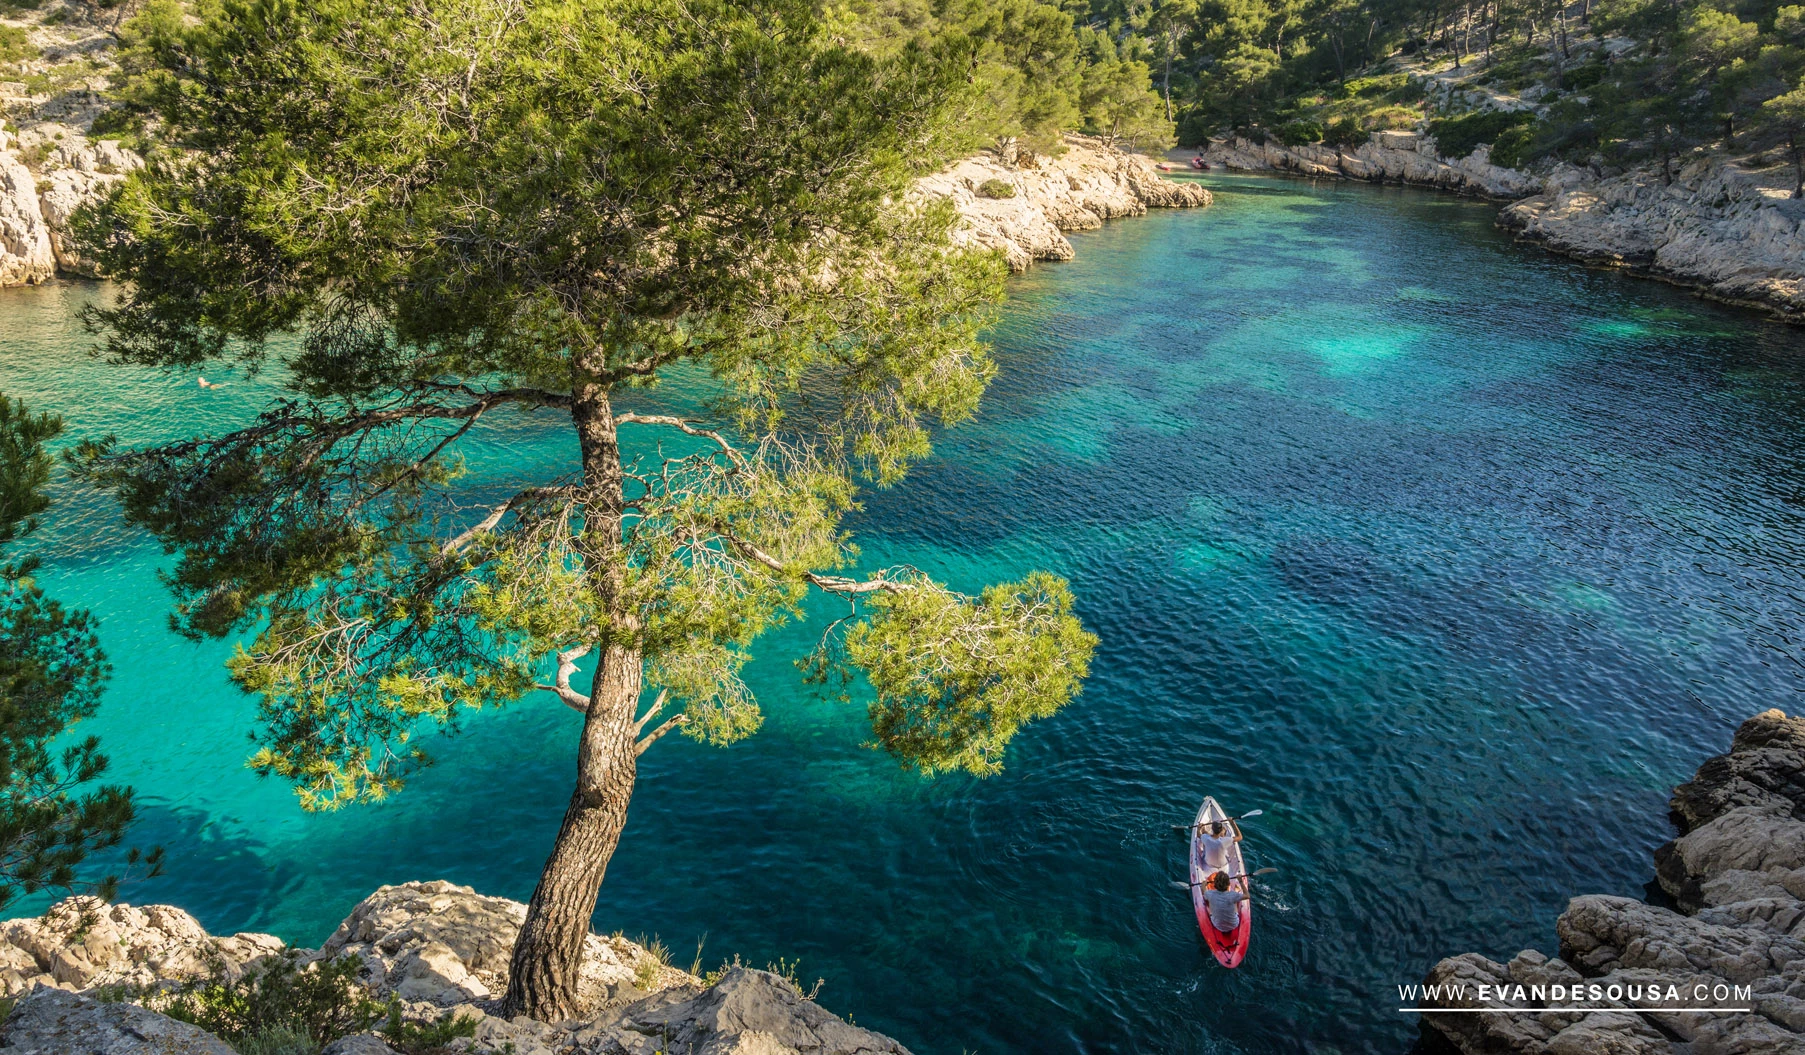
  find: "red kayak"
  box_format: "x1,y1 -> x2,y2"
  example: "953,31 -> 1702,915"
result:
1190,796 -> 1251,968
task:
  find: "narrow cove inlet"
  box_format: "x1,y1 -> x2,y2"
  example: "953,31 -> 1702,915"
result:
5,173 -> 1805,1054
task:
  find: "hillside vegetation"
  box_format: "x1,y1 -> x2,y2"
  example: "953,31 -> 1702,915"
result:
2,0 -> 1177,159
1110,0 -> 1805,192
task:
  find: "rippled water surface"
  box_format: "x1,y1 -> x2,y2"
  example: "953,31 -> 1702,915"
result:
5,174 -> 1805,1054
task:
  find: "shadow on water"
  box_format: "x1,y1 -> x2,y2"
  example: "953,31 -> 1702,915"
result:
9,803 -> 291,935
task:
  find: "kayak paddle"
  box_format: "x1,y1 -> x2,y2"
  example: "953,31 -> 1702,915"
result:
1168,867 -> 1277,890
1172,808 -> 1263,831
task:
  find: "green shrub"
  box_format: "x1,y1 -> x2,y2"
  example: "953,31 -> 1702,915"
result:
1276,119 -> 1323,146
1482,53 -> 1545,92
1324,117 -> 1366,147
377,1005 -> 477,1055
236,1025 -> 317,1055
1355,103 -> 1427,131
0,25 -> 37,64
1562,60 -> 1609,92
976,178 -> 1016,199
148,951 -> 383,1049
1175,110 -> 1216,148
88,107 -> 142,140
632,935 -> 672,989
1339,73 -> 1409,100
1535,117 -> 1601,162
1428,109 -> 1536,161
1489,121 -> 1541,167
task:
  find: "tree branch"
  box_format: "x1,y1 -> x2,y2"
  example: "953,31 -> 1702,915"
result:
635,714 -> 687,756
534,645 -> 592,713
720,530 -> 912,596
632,689 -> 671,735
416,381 -> 573,408
614,414 -> 744,466
440,486 -> 572,555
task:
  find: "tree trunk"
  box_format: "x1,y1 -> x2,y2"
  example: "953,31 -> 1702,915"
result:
1163,25 -> 1174,123
1792,137 -> 1802,199
501,382 -> 643,1023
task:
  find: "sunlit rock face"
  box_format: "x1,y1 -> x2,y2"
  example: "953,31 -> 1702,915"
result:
1205,129 -> 1805,323
1201,130 -> 1541,198
1420,710 -> 1805,1055
914,135 -> 1212,272
1500,162 -> 1805,321
0,880 -> 911,1055
0,130 -> 56,288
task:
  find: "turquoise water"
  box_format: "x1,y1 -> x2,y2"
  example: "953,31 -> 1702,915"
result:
5,173 -> 1805,1053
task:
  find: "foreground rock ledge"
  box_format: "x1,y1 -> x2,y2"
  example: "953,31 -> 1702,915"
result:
1420,709 -> 1805,1055
0,880 -> 908,1055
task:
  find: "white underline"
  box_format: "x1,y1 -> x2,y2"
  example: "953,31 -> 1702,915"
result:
1403,1008 -> 1752,1014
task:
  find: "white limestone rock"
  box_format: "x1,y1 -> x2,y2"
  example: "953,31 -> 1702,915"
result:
36,134 -> 144,276
0,883 -> 915,1055
1200,131 -> 1541,198
0,132 -> 56,287
0,985 -> 236,1054
0,897 -> 282,998
912,135 -> 1210,272
464,968 -> 910,1055
321,1034 -> 404,1055
1422,710 -> 1805,1055
1498,162 -> 1805,320
317,881 -> 670,1010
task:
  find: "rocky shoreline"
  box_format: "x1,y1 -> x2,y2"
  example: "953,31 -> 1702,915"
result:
1202,132 -> 1805,323
914,135 -> 1212,271
1202,130 -> 1538,199
0,880 -> 906,1055
1498,163 -> 1805,322
0,130 -> 1207,289
1419,709 -> 1805,1055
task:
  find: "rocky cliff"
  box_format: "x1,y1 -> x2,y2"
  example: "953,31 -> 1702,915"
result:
1201,130 -> 1540,199
0,880 -> 908,1055
0,130 -> 1208,288
1419,709 -> 1805,1055
1499,162 -> 1805,322
0,127 -> 140,285
1202,130 -> 1805,323
914,135 -> 1212,272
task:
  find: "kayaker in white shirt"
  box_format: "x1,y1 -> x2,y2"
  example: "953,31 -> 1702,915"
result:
1198,820 -> 1240,871
1200,870 -> 1247,932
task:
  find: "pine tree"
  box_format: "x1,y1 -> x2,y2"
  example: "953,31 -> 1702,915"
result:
75,0 -> 1095,1020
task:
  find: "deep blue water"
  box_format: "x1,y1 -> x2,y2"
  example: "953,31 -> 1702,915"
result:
3,173 -> 1804,1054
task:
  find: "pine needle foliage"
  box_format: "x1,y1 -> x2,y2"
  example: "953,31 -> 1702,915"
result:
0,395 -> 155,911
69,0 -> 1096,1016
